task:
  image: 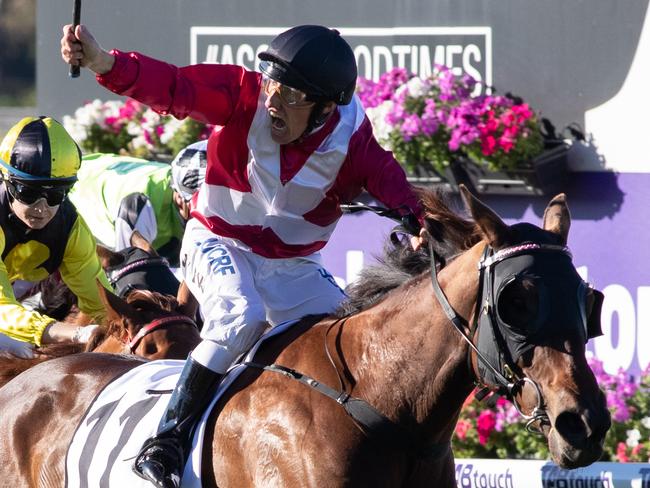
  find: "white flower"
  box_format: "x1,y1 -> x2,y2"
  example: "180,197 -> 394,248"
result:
129,135 -> 149,150
405,76 -> 431,98
126,121 -> 143,137
366,100 -> 395,147
626,428 -> 641,447
159,118 -> 184,145
641,417 -> 650,429
62,115 -> 87,143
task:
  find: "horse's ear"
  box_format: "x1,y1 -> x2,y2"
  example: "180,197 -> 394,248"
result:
459,185 -> 511,248
130,231 -> 158,256
177,281 -> 199,320
542,193 -> 571,245
96,244 -> 123,269
96,280 -> 139,323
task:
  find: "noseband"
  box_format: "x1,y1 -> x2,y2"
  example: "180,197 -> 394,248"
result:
427,241 -> 574,433
126,315 -> 197,353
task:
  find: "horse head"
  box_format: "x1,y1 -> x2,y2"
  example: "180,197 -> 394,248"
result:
458,186 -> 610,468
88,283 -> 200,360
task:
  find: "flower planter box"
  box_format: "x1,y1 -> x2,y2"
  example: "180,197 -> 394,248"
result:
406,165 -> 458,191
450,140 -> 571,196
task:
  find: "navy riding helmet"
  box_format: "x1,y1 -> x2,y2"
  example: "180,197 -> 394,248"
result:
258,25 -> 357,106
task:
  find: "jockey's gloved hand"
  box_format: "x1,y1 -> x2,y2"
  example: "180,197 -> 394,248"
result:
73,324 -> 101,343
410,228 -> 429,251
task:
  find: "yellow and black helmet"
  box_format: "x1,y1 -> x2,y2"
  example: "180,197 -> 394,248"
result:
0,116 -> 81,186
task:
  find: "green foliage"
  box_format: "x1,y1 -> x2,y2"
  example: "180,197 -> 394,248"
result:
166,119 -> 210,157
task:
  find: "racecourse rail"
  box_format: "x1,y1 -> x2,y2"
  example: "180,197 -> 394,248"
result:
454,459 -> 650,487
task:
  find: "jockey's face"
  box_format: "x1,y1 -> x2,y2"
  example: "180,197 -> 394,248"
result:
10,196 -> 59,229
264,84 -> 315,145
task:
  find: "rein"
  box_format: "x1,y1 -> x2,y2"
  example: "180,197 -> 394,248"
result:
126,315 -> 197,353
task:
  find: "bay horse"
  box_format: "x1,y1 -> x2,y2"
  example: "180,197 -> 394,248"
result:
0,284 -> 200,388
0,187 -> 610,487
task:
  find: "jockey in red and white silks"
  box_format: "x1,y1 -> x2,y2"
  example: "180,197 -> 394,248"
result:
62,23 -> 424,487
97,55 -> 421,372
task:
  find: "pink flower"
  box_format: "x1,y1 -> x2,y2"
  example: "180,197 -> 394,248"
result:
481,135 -> 497,156
512,103 -> 533,121
617,442 -> 629,463
400,114 -> 421,141
499,134 -> 515,153
455,419 -> 471,441
477,410 -> 496,445
485,115 -> 499,133
500,111 -> 516,127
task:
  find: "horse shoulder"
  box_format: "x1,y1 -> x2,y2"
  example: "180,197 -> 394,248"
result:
207,317 -> 380,486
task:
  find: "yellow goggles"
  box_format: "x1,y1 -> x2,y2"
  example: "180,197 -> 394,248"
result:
262,77 -> 313,106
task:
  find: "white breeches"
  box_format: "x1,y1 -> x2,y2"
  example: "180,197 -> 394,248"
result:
180,219 -> 345,373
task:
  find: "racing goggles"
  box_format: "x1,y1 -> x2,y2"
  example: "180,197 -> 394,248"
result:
5,179 -> 69,206
262,76 -> 313,106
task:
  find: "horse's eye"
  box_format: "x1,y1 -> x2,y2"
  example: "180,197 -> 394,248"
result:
497,277 -> 540,330
143,341 -> 158,356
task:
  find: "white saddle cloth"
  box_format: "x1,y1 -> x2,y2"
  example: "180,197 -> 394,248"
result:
66,318 -> 299,487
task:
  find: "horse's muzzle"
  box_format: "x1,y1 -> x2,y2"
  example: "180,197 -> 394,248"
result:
549,397 -> 611,468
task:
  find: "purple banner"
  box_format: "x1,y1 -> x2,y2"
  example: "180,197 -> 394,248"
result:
321,172 -> 648,376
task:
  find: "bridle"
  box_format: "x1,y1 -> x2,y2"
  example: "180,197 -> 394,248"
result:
106,255 -> 174,298
427,240 -> 574,433
124,315 -> 197,353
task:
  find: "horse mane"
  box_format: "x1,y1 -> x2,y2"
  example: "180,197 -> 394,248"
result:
335,187 -> 481,317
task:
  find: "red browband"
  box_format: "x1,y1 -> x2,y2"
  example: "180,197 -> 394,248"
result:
128,315 -> 197,353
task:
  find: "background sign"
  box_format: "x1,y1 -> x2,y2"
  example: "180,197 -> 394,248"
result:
192,26 -> 492,94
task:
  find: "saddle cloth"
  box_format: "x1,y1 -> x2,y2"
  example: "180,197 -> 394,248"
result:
65,318 -> 299,488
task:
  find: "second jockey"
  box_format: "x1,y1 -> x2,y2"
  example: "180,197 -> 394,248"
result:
62,23 -> 425,488
68,140 -> 208,266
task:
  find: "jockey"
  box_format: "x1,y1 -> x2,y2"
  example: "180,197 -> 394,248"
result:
0,116 -> 110,358
67,140 -> 208,266
61,24 -> 426,487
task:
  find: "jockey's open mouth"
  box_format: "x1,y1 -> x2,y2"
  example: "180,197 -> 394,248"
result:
269,112 -> 287,133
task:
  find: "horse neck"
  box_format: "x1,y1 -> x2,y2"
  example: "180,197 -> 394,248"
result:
344,243 -> 485,441
91,335 -> 128,354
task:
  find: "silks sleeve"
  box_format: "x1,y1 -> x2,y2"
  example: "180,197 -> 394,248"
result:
59,216 -> 112,323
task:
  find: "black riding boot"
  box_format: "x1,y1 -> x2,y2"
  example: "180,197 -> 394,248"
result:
133,357 -> 223,488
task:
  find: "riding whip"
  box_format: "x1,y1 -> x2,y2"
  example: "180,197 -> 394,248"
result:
69,0 -> 81,78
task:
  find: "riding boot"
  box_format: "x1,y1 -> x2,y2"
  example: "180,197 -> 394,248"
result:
133,357 -> 223,488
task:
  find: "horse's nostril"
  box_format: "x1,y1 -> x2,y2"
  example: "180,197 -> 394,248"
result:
555,411 -> 588,446
585,407 -> 611,443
